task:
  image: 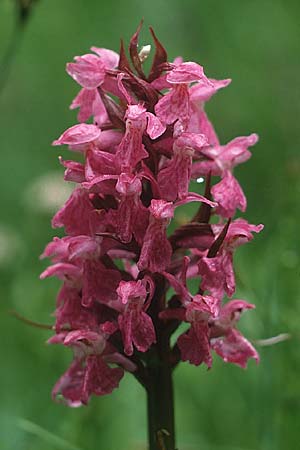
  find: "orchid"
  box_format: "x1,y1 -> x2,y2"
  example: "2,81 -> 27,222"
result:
41,23 -> 263,450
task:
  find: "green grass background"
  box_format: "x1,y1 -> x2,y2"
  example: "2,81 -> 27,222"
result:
0,0 -> 299,449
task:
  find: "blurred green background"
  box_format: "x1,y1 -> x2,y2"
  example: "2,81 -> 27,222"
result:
0,0 -> 299,449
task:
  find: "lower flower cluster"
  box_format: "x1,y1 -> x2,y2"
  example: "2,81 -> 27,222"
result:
41,25 -> 263,406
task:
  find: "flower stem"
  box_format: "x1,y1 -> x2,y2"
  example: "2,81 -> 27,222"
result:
146,336 -> 175,450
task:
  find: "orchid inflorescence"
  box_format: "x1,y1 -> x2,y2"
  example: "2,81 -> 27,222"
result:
41,23 -> 263,407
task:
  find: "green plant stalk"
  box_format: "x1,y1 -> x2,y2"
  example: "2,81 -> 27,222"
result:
146,335 -> 175,450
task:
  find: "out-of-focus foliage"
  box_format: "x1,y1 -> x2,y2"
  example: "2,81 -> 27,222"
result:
0,1 -> 299,449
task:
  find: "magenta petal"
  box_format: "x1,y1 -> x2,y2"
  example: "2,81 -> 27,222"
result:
158,132 -> 209,201
90,47 -> 119,68
40,263 -> 81,283
155,85 -> 190,125
178,323 -> 212,367
198,252 -> 235,300
104,352 -> 136,373
66,54 -> 106,89
70,88 -> 96,123
85,148 -> 117,182
118,199 -> 149,245
64,329 -> 102,348
52,359 -> 86,407
138,214 -> 173,274
96,130 -> 123,150
212,329 -> 259,368
40,236 -> 72,262
219,299 -> 255,324
185,295 -> 219,322
53,124 -> 101,147
158,154 -> 189,201
117,277 -> 156,355
55,284 -> 97,332
116,173 -> 142,196
175,132 -> 208,151
146,112 -> 166,139
116,107 -> 149,169
41,235 -> 101,264
52,188 -> 94,236
118,309 -> 156,355
158,156 -> 189,201
190,78 -> 231,103
114,174 -> 149,243
166,62 -> 209,84
83,356 -> 124,400
189,109 -> 220,148
82,260 -> 121,307
138,228 -> 172,273
117,280 -> 147,305
150,199 -> 174,220
117,201 -> 148,244
132,311 -> 156,352
175,192 -> 217,208
211,171 -> 247,218
59,157 -> 85,183
222,218 -> 264,248
68,236 -> 101,260
116,280 -> 156,355
138,200 -> 174,272
52,356 -> 123,406
221,134 -> 258,169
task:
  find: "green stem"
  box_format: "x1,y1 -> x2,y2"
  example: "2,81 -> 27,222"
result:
146,337 -> 175,450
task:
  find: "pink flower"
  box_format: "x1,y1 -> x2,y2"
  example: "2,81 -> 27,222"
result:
138,199 -> 174,273
211,170 -> 247,218
40,262 -> 82,285
210,300 -> 259,368
117,280 -> 156,355
66,47 -> 119,89
82,259 -> 121,307
158,132 -> 208,201
116,103 -> 165,171
192,133 -> 258,177
67,48 -> 119,125
70,88 -> 108,125
59,157 -> 85,183
52,356 -> 124,406
54,284 -> 98,332
155,62 -> 211,130
178,295 -> 219,367
198,219 -> 263,299
42,26 -> 263,407
115,173 -> 149,244
85,148 -> 117,182
213,218 -> 264,250
52,188 -> 94,236
53,123 -> 101,151
189,77 -> 231,104
178,324 -> 211,367
67,54 -> 107,89
198,251 -> 235,300
187,77 -> 230,143
51,330 -> 124,406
